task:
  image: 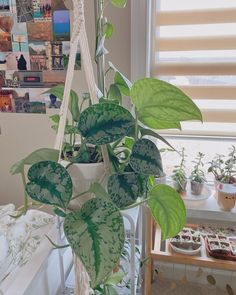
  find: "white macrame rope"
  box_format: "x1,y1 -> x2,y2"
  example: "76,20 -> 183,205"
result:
54,0 -> 84,154
54,0 -> 110,175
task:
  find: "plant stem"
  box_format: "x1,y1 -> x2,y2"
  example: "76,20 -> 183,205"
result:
71,190 -> 90,200
21,170 -> 28,215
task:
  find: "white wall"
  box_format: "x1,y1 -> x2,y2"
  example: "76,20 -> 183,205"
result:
0,1 -> 131,207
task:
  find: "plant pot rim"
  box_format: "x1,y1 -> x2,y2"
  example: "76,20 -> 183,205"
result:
61,159 -> 104,167
215,179 -> 236,194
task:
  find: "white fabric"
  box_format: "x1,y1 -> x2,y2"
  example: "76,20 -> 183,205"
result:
0,204 -> 54,285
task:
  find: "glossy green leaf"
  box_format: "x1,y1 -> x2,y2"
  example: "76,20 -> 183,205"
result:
64,198 -> 125,288
148,184 -> 186,240
130,139 -> 163,176
130,78 -> 202,129
10,148 -> 59,175
26,161 -> 73,209
107,172 -> 146,208
50,114 -> 60,124
78,103 -> 134,145
108,84 -> 122,102
45,85 -> 79,120
105,270 -> 125,286
140,127 -> 175,150
104,22 -> 114,39
110,0 -> 127,8
109,62 -> 132,96
139,115 -> 181,130
69,90 -> 80,121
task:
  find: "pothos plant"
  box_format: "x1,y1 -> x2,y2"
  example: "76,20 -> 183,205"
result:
10,0 -> 203,292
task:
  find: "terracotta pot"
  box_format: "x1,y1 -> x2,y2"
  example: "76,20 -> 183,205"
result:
215,181 -> 236,211
190,181 -> 204,195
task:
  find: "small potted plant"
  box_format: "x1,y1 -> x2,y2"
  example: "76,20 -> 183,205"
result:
172,148 -> 187,194
190,152 -> 206,195
208,146 -> 236,211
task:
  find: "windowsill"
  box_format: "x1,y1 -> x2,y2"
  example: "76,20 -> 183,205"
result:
185,193 -> 236,226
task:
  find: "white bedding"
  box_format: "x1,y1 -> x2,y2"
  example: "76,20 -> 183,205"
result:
0,204 -> 54,285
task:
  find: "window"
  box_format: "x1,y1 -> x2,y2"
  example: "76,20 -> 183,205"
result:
152,0 -> 236,137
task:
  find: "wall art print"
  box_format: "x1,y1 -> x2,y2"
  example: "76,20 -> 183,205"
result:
0,0 -> 81,114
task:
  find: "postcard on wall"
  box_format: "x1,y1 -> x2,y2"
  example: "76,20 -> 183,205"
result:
0,0 -> 80,115
0,15 -> 13,51
52,10 -> 70,41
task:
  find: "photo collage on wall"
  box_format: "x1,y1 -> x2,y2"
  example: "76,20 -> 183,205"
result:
0,0 -> 81,114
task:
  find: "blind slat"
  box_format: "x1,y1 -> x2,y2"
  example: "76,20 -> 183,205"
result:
153,62 -> 236,75
156,36 -> 236,51
156,8 -> 236,26
180,86 -> 236,100
202,110 -> 236,123
153,2 -> 236,134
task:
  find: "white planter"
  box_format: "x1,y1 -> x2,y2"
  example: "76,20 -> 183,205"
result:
61,161 -> 105,209
215,180 -> 236,211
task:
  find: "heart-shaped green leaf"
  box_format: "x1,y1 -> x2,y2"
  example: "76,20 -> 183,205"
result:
130,78 -> 202,129
26,161 -> 73,209
108,84 -> 122,102
104,22 -> 114,39
10,148 -> 59,175
109,62 -> 132,96
130,138 -> 163,176
64,198 -> 125,288
110,0 -> 127,8
44,86 -> 79,121
148,184 -> 186,240
78,103 -> 134,145
107,172 -> 147,208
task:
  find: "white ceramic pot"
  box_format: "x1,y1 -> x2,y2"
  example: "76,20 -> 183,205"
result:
61,160 -> 105,209
215,180 -> 236,211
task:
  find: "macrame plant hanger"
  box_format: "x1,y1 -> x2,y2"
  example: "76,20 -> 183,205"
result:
53,1 -> 110,294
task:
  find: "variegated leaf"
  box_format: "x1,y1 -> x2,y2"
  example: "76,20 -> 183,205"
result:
64,198 -> 125,288
148,184 -> 186,240
26,161 -> 72,209
130,138 -> 163,176
107,173 -> 147,208
78,103 -> 134,145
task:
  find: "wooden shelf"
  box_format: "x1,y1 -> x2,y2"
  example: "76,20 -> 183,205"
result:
144,213 -> 236,295
152,228 -> 236,271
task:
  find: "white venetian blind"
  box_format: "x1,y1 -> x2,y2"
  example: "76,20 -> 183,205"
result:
152,0 -> 236,137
